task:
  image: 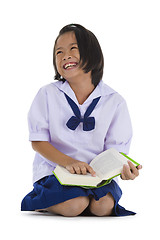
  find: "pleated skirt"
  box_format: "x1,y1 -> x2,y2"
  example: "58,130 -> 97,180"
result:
21,175 -> 136,216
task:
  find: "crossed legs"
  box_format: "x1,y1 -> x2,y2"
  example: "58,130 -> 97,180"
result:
45,193 -> 114,217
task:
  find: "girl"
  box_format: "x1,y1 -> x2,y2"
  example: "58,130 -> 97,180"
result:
21,24 -> 142,216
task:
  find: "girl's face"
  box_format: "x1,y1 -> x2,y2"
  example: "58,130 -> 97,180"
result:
55,31 -> 84,82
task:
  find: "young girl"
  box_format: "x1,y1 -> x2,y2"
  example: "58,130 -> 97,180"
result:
21,24 -> 142,216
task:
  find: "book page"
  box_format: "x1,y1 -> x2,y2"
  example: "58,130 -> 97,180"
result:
90,148 -> 128,179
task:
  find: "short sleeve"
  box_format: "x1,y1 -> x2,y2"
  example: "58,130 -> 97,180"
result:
28,87 -> 50,142
104,100 -> 133,154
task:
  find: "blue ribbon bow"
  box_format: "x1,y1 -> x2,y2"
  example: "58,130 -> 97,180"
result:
64,93 -> 101,131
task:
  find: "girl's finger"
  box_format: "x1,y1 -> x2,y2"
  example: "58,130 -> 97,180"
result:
123,164 -> 135,180
81,166 -> 87,175
127,161 -> 139,177
121,171 -> 127,180
74,166 -> 81,174
66,166 -> 75,174
137,164 -> 142,170
86,165 -> 96,177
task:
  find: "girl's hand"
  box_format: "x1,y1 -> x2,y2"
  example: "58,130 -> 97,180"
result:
121,161 -> 142,180
65,160 -> 96,177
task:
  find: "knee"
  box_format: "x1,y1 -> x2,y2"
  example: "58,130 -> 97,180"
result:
89,193 -> 115,216
47,197 -> 89,217
62,196 -> 89,217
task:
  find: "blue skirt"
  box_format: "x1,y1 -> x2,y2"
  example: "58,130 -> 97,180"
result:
21,175 -> 136,216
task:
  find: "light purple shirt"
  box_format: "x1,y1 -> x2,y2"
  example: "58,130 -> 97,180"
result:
28,80 -> 132,183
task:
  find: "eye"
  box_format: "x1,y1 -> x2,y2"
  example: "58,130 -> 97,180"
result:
56,50 -> 63,55
71,46 -> 78,50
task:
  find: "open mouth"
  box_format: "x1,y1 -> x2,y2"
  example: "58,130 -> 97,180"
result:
63,62 -> 78,70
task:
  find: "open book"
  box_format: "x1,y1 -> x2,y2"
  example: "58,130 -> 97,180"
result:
53,148 -> 139,188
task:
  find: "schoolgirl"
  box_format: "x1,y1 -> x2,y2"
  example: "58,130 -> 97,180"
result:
21,24 -> 142,216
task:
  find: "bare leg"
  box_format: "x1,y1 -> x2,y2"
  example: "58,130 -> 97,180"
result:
89,193 -> 115,216
45,196 -> 89,217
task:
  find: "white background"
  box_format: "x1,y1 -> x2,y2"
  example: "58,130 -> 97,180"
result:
0,0 -> 160,239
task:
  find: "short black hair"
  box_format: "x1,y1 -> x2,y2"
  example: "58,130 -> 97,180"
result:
53,24 -> 104,87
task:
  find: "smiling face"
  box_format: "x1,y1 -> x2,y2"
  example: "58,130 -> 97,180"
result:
55,31 -> 85,82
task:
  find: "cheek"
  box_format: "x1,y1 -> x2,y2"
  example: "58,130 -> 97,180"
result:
75,51 -> 80,60
55,58 -> 61,72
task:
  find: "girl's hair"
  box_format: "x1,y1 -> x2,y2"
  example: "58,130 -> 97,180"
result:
53,24 -> 104,87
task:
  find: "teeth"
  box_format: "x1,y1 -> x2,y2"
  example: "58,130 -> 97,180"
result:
64,63 -> 77,69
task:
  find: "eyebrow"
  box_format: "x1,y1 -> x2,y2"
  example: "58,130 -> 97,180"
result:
55,43 -> 78,51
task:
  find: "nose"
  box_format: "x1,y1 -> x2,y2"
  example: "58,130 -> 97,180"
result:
63,51 -> 72,61
63,55 -> 71,61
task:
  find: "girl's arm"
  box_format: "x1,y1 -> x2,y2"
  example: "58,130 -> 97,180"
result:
32,141 -> 96,176
32,141 -> 74,167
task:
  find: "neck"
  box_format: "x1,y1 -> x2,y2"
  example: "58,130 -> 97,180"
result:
67,73 -> 95,104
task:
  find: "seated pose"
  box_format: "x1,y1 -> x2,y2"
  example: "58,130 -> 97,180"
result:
21,24 -> 142,217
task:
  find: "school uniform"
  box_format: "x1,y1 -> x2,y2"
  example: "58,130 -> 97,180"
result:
21,80 -> 135,216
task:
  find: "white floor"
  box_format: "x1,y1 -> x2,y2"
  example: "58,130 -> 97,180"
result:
2,207 -> 158,240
